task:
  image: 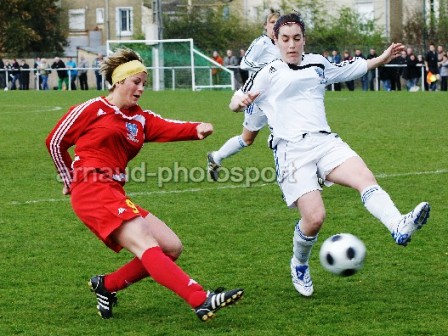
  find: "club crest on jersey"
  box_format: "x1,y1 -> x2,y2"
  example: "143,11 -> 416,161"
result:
315,67 -> 327,85
126,122 -> 139,143
269,66 -> 277,73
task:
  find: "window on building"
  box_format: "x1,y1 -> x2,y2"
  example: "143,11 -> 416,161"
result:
116,7 -> 133,37
69,9 -> 86,31
356,0 -> 374,22
96,8 -> 104,24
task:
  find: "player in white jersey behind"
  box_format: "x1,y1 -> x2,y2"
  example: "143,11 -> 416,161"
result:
207,10 -> 281,181
229,13 -> 431,297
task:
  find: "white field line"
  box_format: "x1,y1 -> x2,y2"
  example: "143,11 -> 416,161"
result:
1,106 -> 63,114
8,169 -> 448,206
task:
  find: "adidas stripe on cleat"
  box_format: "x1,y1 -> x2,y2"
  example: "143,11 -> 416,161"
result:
290,258 -> 314,297
207,152 -> 220,182
392,202 -> 431,246
194,287 -> 244,321
88,275 -> 118,319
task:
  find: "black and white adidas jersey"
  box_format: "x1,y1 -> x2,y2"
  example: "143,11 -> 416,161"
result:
240,34 -> 281,75
239,53 -> 367,142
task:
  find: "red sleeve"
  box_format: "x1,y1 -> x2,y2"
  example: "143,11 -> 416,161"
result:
143,111 -> 201,142
45,100 -> 96,189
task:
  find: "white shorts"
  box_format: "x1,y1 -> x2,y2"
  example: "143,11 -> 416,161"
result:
273,132 -> 359,208
242,104 -> 268,132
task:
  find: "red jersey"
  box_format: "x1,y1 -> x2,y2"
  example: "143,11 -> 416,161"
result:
46,96 -> 200,190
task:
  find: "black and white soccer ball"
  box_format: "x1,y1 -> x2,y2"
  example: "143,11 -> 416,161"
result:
319,233 -> 366,277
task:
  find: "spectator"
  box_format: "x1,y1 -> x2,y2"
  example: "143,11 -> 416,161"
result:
66,57 -> 78,90
329,50 -> 341,91
355,49 -> 368,91
238,49 -> 249,85
34,57 -> 41,89
390,50 -> 406,91
51,57 -> 69,90
4,60 -> 13,90
403,47 -> 420,92
92,53 -> 104,90
223,49 -> 239,88
425,43 -> 439,91
0,58 -> 5,89
342,51 -> 354,91
378,65 -> 392,91
439,52 -> 448,91
10,59 -> 20,90
211,50 -> 223,85
78,55 -> 89,90
366,48 -> 378,90
38,58 -> 51,90
19,59 -> 30,90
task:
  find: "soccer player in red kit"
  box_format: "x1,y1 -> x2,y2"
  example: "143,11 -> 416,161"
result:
46,48 -> 243,321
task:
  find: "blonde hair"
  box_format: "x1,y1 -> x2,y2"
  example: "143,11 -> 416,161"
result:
101,48 -> 144,87
265,10 -> 281,25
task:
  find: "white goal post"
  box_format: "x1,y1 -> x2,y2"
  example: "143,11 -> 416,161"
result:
107,39 -> 235,91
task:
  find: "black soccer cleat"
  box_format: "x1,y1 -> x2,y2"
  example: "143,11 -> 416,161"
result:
207,152 -> 220,181
88,275 -> 117,319
194,287 -> 244,321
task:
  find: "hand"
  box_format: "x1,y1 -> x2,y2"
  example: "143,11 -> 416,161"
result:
240,91 -> 260,109
230,91 -> 261,112
62,185 -> 70,195
196,123 -> 213,139
381,43 -> 405,64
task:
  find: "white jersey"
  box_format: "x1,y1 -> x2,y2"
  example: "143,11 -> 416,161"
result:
240,35 -> 281,76
240,53 -> 368,143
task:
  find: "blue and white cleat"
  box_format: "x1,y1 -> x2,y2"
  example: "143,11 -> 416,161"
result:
392,202 -> 431,246
290,258 -> 314,297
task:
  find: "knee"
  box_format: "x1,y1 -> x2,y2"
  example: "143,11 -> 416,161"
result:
301,211 -> 326,236
165,239 -> 183,260
241,134 -> 255,146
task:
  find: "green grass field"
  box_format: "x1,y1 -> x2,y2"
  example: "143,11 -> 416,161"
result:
1,89 -> 447,336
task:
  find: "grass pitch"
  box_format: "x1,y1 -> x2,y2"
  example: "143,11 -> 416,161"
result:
1,89 -> 447,336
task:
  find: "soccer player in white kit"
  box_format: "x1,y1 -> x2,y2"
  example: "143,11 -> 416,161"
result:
207,11 -> 281,181
229,13 -> 431,297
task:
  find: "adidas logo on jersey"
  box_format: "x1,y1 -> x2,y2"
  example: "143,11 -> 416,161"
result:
269,66 -> 277,73
97,109 -> 106,117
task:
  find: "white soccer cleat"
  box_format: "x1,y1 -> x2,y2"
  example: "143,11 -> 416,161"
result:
290,258 -> 314,297
392,202 -> 431,246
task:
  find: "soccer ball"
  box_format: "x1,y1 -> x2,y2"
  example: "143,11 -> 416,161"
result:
319,233 -> 366,277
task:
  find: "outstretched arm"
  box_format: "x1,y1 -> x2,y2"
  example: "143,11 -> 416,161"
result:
366,43 -> 405,70
196,123 -> 213,139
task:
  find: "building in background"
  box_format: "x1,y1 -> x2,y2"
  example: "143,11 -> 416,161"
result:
59,0 -> 438,56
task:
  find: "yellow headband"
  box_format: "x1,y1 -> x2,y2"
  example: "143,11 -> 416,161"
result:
111,60 -> 147,85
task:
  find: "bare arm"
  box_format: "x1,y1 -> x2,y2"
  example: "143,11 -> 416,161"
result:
366,43 -> 405,70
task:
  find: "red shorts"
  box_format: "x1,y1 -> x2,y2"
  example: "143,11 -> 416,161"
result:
70,172 -> 149,252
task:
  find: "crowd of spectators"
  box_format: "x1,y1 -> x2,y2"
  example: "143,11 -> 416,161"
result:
0,53 -> 104,91
2,45 -> 448,92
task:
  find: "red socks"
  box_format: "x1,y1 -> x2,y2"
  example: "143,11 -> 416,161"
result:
141,246 -> 207,307
104,256 -> 148,292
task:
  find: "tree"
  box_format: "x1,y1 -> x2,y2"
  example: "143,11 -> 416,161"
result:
163,6 -> 259,54
0,0 -> 67,56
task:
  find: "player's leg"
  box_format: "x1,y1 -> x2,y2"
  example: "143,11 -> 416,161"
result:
207,104 -> 266,181
276,139 -> 325,297
290,191 -> 325,297
112,216 -> 244,321
97,212 -> 184,293
326,155 -> 430,246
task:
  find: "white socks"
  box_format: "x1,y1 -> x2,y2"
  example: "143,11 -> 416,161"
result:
361,185 -> 402,232
293,221 -> 318,265
212,135 -> 248,165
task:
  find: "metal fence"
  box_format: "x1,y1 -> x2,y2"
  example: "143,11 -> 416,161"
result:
0,64 -> 432,92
